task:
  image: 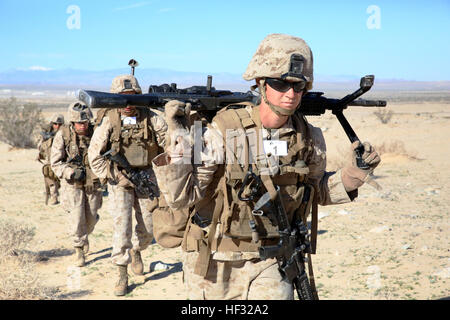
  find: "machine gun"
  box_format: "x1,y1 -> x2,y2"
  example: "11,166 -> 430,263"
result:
255,185 -> 317,300
77,75 -> 256,119
77,74 -> 386,168
102,149 -> 158,199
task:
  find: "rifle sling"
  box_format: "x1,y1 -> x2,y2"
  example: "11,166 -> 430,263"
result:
310,192 -> 318,254
259,172 -> 319,299
194,188 -> 224,277
307,252 -> 319,300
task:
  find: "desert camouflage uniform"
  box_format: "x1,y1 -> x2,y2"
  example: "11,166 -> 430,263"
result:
51,124 -> 102,249
37,115 -> 64,204
152,103 -> 353,300
88,109 -> 167,266
37,134 -> 60,204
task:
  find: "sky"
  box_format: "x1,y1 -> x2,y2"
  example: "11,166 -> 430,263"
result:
0,0 -> 449,81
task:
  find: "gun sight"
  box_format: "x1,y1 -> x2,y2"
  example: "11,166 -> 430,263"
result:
128,59 -> 139,75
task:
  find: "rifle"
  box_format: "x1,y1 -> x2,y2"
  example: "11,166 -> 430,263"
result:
40,130 -> 55,141
67,154 -> 86,182
255,185 -> 317,300
77,74 -> 386,168
102,149 -> 158,199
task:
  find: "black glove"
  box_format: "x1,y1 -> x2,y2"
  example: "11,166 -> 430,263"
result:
71,168 -> 86,182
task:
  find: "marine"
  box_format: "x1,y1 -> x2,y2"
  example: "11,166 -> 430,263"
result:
36,114 -> 64,205
152,33 -> 381,300
88,73 -> 170,296
50,102 -> 103,267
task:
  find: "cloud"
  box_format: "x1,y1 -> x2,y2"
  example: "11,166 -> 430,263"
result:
16,66 -> 53,71
28,66 -> 53,71
18,53 -> 65,59
113,1 -> 153,11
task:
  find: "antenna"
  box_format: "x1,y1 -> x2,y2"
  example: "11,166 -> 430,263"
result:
128,59 -> 139,75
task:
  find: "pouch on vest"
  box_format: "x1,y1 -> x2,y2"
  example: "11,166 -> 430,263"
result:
153,195 -> 190,248
42,163 -> 58,180
119,110 -> 158,168
40,138 -> 53,162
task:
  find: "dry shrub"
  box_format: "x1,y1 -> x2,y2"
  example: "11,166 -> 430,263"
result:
374,140 -> 420,160
0,220 -> 35,257
326,139 -> 418,171
0,97 -> 43,148
374,140 -> 406,155
373,108 -> 394,124
0,219 -> 58,299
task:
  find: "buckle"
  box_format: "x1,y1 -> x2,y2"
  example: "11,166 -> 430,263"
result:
191,212 -> 211,228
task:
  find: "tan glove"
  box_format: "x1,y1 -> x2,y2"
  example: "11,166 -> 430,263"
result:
164,100 -> 191,132
164,100 -> 191,163
117,171 -> 134,189
341,141 -> 381,192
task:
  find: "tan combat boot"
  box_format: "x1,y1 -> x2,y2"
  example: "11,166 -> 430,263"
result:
130,249 -> 144,275
83,238 -> 89,255
49,195 -> 59,205
74,247 -> 85,267
114,265 -> 128,296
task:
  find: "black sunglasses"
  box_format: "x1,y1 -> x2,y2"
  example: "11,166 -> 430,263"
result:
265,78 -> 306,93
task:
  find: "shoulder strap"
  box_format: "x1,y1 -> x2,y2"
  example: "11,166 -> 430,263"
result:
60,125 -> 73,154
94,108 -> 108,129
104,109 -> 121,154
194,184 -> 224,277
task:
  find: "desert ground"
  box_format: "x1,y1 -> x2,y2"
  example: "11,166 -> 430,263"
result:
0,96 -> 449,300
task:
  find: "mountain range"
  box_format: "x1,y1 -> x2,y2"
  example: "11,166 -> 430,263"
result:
1,67 -> 450,94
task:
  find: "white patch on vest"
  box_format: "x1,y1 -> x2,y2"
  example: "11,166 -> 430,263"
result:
122,116 -> 137,125
263,140 -> 288,156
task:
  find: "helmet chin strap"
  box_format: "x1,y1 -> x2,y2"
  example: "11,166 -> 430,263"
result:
258,79 -> 297,117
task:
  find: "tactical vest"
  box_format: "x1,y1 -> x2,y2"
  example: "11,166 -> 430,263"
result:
40,135 -> 58,181
39,136 -> 53,162
182,104 -> 319,277
60,124 -> 99,189
98,108 -> 159,169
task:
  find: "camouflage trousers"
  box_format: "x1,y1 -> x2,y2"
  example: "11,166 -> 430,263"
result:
182,251 -> 294,300
60,180 -> 102,248
108,183 -> 156,266
44,176 -> 59,198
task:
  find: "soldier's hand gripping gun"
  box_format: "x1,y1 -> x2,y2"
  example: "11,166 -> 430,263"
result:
67,154 -> 86,182
300,75 -> 386,169
103,149 -> 158,199
255,185 -> 317,300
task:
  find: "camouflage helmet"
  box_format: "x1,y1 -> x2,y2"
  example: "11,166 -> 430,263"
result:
50,113 -> 64,124
67,101 -> 93,122
110,74 -> 142,94
243,33 -> 314,90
